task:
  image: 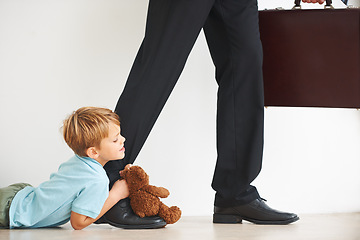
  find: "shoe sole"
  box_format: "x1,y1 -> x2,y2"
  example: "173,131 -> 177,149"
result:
213,213 -> 300,225
96,217 -> 167,229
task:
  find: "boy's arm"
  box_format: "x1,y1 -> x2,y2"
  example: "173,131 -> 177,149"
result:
70,179 -> 129,230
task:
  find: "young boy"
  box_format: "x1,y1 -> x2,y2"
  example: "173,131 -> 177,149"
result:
0,107 -> 129,230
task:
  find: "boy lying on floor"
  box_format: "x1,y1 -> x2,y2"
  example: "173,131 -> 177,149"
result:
0,107 -> 129,230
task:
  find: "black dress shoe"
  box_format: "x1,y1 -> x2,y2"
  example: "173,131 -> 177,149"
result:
95,198 -> 166,229
213,198 -> 299,225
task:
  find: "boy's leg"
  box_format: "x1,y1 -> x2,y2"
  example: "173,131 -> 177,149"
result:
0,183 -> 32,228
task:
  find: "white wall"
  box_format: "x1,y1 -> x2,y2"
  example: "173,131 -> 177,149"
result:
0,0 -> 359,216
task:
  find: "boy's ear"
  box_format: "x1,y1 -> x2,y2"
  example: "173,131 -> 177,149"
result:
86,147 -> 99,159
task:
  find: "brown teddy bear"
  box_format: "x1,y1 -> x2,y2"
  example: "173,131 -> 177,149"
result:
120,164 -> 181,224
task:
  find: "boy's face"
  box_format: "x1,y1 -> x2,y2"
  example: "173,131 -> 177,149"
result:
95,122 -> 125,163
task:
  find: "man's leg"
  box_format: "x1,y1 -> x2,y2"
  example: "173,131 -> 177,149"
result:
100,0 -> 215,228
204,0 -> 264,207
104,0 -> 215,185
203,0 -> 299,224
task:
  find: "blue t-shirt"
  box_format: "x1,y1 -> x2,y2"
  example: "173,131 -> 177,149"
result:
9,155 -> 109,228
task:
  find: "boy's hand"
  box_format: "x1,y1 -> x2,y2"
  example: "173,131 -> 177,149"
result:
110,179 -> 129,200
71,180 -> 129,230
124,164 -> 133,170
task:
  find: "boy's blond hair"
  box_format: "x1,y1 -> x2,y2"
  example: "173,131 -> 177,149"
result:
62,107 -> 120,157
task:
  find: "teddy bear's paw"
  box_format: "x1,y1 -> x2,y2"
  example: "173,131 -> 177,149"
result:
160,206 -> 182,224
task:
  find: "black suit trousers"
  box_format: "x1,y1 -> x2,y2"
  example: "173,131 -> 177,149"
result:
105,0 -> 264,207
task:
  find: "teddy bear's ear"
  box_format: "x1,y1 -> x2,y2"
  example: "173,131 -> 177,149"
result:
120,167 -> 130,179
130,166 -> 149,182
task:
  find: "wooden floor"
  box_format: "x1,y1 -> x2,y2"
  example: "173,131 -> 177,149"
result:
1,213 -> 359,240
